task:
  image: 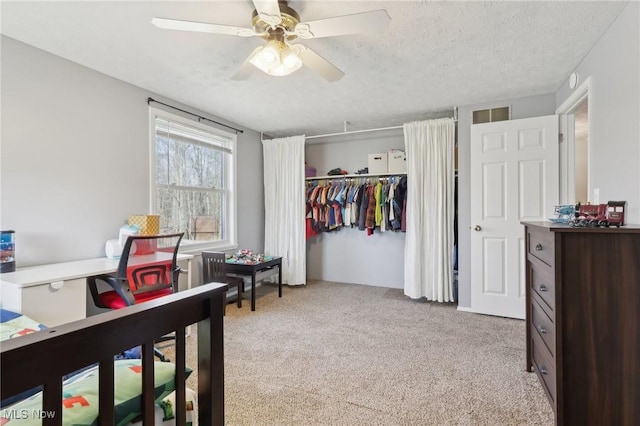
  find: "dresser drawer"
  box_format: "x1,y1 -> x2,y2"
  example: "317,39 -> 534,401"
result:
531,329 -> 557,405
528,227 -> 554,267
530,262 -> 555,314
532,297 -> 555,356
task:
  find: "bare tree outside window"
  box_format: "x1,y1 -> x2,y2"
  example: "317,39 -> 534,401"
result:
152,114 -> 234,245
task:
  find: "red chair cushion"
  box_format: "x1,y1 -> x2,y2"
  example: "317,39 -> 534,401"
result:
98,288 -> 174,309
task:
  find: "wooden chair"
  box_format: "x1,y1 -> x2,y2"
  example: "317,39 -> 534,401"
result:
202,251 -> 245,314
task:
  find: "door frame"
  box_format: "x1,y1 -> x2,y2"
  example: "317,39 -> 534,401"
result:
557,76 -> 592,204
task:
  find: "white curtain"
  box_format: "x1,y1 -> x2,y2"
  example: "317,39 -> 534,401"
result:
403,118 -> 455,301
262,135 -> 306,285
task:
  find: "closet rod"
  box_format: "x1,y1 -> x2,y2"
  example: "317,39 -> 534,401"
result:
147,97 -> 244,134
305,172 -> 406,181
305,107 -> 458,140
306,125 -> 403,140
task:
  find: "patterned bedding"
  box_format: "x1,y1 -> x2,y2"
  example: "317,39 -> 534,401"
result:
0,309 -> 47,342
0,309 -> 196,425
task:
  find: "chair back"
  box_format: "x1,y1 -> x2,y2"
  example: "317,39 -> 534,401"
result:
202,251 -> 228,283
118,233 -> 184,295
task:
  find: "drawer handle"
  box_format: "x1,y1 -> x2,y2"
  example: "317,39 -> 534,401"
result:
539,366 -> 548,375
50,281 -> 64,290
535,243 -> 543,251
538,325 -> 547,334
538,284 -> 547,292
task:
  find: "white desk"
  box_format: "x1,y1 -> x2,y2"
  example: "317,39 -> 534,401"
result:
0,254 -> 193,326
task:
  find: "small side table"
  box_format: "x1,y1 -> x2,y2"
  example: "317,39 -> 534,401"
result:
225,257 -> 282,311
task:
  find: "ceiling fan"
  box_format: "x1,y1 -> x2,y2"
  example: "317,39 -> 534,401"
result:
151,0 -> 390,82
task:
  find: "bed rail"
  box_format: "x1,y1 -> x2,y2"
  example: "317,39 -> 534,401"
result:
0,282 -> 228,426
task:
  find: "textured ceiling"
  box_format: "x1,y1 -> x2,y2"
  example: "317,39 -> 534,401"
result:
0,1 -> 627,138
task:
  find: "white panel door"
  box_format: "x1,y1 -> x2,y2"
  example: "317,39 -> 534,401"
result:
470,115 -> 558,319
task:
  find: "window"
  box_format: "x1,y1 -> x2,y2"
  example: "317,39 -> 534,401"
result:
149,108 -> 237,250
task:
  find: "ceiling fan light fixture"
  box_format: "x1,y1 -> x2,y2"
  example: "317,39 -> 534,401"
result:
259,40 -> 279,63
282,47 -> 302,69
250,39 -> 302,76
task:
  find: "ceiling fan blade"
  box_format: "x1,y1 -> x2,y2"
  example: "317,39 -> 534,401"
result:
151,17 -> 258,37
252,0 -> 282,28
294,9 -> 391,39
294,45 -> 344,82
231,47 -> 261,80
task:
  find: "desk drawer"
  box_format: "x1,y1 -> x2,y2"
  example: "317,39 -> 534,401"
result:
22,278 -> 87,327
530,262 -> 555,314
528,227 -> 555,267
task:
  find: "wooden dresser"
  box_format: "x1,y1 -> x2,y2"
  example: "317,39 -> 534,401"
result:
523,221 -> 640,425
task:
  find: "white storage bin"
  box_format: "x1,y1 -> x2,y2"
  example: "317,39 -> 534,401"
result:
368,153 -> 388,174
388,150 -> 406,173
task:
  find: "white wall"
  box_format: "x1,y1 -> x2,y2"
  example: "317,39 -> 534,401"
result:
555,1 -> 639,223
0,36 -> 264,272
305,129 -> 406,288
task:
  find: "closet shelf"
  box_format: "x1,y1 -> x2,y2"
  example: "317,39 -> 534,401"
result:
305,172 -> 406,181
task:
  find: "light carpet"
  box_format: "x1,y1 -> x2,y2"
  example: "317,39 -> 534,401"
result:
164,280 -> 554,425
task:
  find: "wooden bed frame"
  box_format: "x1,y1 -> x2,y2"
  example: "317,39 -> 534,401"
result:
0,282 -> 227,426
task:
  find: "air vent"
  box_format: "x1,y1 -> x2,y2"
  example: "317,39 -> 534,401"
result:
472,106 -> 510,124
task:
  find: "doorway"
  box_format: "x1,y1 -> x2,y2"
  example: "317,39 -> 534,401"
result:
558,76 -> 591,204
573,98 -> 589,203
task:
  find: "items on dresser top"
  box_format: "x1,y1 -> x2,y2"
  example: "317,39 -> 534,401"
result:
523,221 -> 640,425
550,201 -> 628,227
568,200 -> 628,228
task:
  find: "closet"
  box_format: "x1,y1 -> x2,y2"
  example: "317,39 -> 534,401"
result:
304,114 -> 457,292
305,135 -> 408,288
305,173 -> 407,238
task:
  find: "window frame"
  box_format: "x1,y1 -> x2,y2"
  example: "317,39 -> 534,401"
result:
148,106 -> 238,254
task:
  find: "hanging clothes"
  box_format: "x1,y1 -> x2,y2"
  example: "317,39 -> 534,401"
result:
398,176 -> 408,232
344,182 -> 354,227
374,181 -> 383,227
304,175 -> 408,236
381,181 -> 389,232
358,184 -> 369,231
364,185 -> 377,234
